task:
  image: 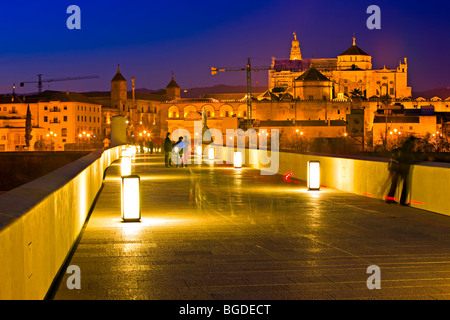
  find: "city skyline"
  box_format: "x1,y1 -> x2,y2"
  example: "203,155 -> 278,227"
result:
0,0 -> 449,94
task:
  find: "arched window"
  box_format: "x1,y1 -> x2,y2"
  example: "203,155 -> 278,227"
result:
237,105 -> 247,117
183,105 -> 197,117
168,106 -> 179,118
202,105 -> 215,118
219,105 -> 234,117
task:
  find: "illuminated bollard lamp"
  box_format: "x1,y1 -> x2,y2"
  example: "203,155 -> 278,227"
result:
121,155 -> 131,176
196,145 -> 202,157
234,151 -> 242,168
208,147 -> 215,161
307,161 -> 320,191
121,175 -> 141,222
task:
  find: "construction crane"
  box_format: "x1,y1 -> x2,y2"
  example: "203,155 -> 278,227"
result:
19,74 -> 100,94
211,58 -> 271,129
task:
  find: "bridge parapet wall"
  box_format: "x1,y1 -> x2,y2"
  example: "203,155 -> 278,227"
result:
221,147 -> 450,216
0,146 -> 122,299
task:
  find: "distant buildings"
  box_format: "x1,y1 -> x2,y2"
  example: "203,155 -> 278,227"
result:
373,105 -> 449,146
0,33 -> 449,152
269,33 -> 411,101
0,91 -> 101,151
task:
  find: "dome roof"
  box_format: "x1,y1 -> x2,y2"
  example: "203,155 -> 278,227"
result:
339,37 -> 370,56
295,65 -> 330,82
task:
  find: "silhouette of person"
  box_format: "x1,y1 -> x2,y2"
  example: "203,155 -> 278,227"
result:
149,139 -> 154,154
386,136 -> 416,206
163,132 -> 173,167
173,136 -> 186,168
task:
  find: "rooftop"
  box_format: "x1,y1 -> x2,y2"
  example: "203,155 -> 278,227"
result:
339,37 -> 370,56
295,65 -> 331,82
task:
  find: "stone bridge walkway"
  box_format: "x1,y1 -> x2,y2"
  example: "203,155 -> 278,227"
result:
49,154 -> 450,300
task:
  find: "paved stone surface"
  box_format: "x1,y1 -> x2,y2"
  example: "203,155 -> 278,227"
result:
50,154 -> 450,300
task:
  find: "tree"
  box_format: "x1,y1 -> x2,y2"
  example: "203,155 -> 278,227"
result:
380,94 -> 391,107
34,138 -> 55,151
25,105 -> 33,149
350,88 -> 366,102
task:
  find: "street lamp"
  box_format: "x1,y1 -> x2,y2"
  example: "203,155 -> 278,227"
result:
307,161 -> 321,191
121,175 -> 141,222
208,147 -> 214,160
234,151 -> 242,168
121,155 -> 131,176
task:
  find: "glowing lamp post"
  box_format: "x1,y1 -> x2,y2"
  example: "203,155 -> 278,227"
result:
307,161 -> 320,190
234,151 -> 242,168
208,147 -> 214,160
121,155 -> 131,176
121,175 -> 141,222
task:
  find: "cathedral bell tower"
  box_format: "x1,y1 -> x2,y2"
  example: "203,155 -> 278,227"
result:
111,64 -> 128,112
290,32 -> 302,60
166,73 -> 181,100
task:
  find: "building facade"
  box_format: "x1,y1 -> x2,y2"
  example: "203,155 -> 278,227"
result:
0,91 -> 101,151
269,34 -> 412,101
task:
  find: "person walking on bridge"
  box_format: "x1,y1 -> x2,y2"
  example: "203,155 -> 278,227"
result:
163,132 -> 173,167
386,136 -> 416,206
173,136 -> 187,168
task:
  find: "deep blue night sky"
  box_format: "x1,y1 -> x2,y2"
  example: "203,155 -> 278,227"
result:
0,0 -> 449,94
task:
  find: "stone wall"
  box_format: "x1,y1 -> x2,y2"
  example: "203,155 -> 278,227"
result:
221,147 -> 450,216
0,146 -> 121,299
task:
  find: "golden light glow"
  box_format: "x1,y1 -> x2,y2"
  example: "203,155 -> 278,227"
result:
121,176 -> 141,222
208,147 -> 215,160
121,156 -> 131,176
308,161 -> 320,190
234,151 -> 242,168
196,145 -> 202,156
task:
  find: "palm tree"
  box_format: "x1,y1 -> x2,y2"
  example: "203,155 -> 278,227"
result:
380,94 -> 391,107
350,88 -> 364,101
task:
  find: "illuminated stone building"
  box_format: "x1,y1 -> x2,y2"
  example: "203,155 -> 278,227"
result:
84,65 -> 169,139
269,34 -> 412,100
0,91 -> 101,151
372,105 -> 449,146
